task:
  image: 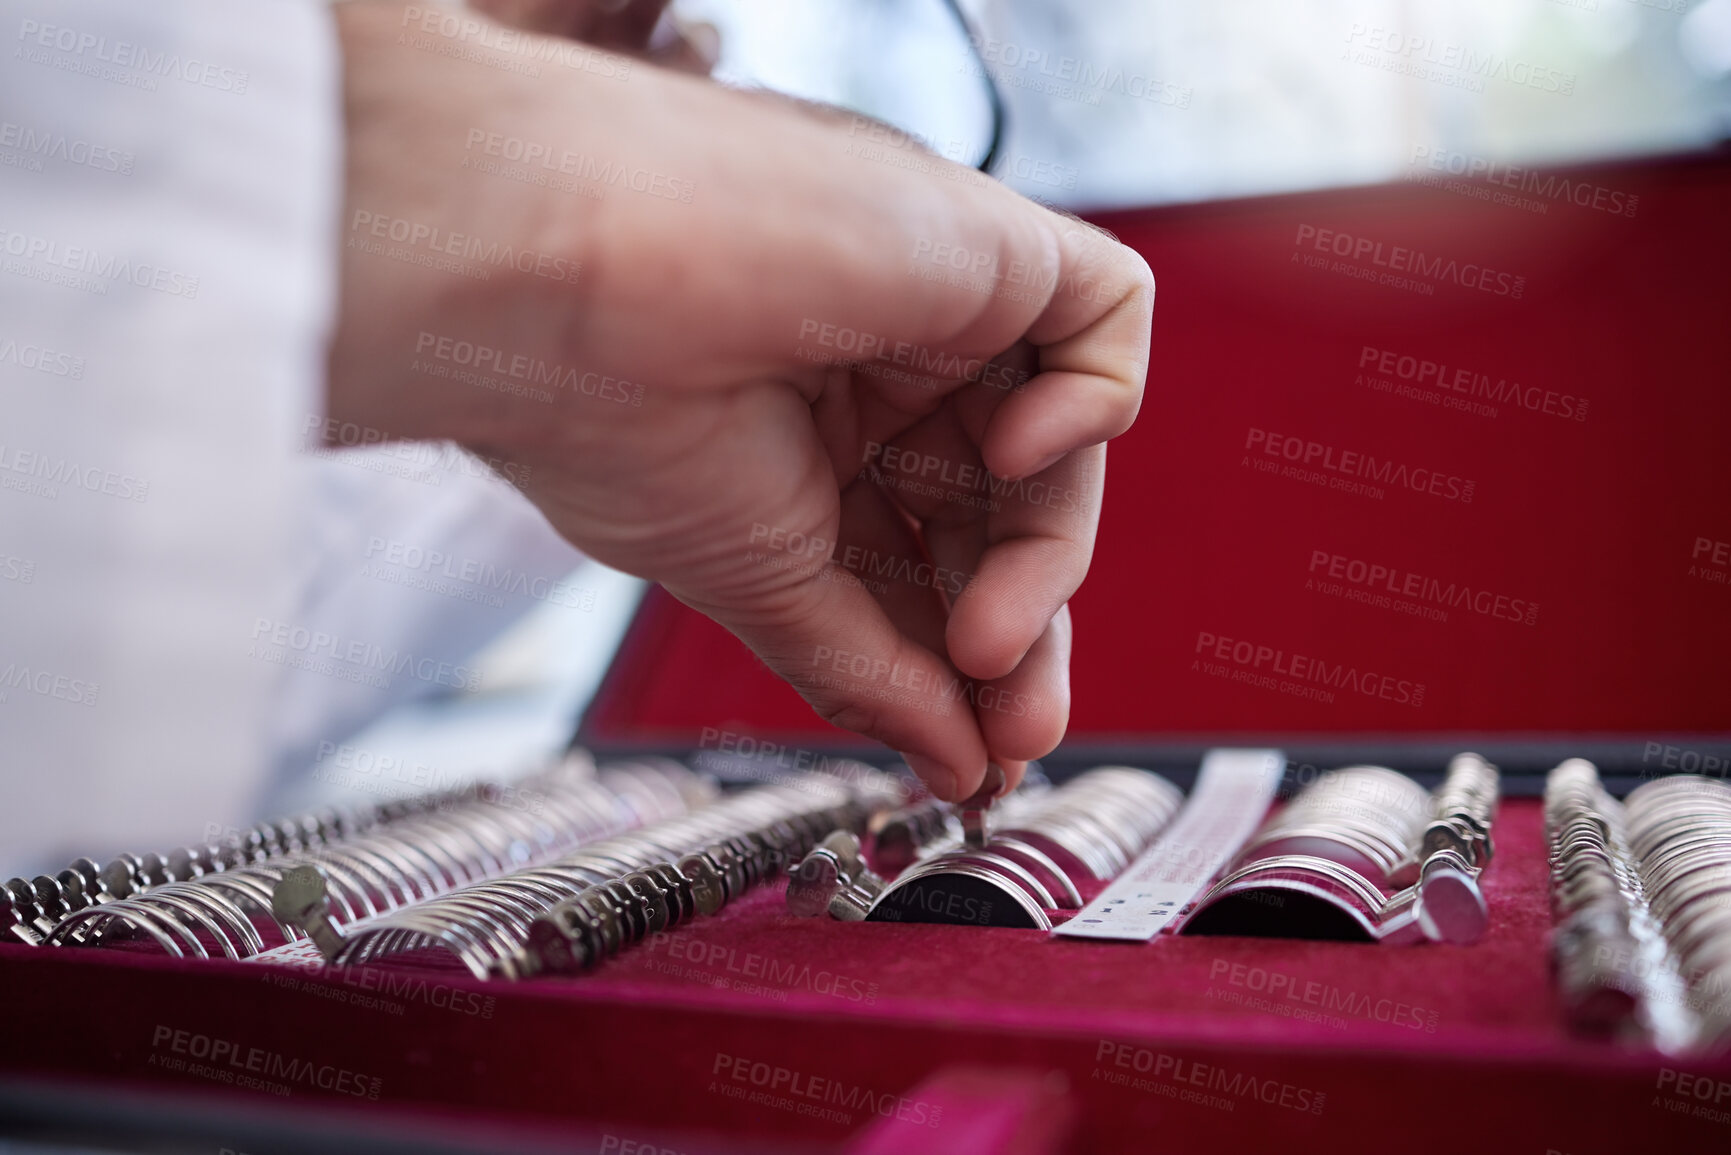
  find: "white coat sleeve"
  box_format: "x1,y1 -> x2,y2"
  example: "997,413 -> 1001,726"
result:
0,0 -> 340,875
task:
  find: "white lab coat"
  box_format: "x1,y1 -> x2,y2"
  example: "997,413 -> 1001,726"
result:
0,0 -> 584,876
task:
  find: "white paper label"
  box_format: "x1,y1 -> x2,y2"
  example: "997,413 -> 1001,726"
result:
1053,748 -> 1283,942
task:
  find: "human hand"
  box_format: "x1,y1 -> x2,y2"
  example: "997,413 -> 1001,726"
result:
327,3 -> 1152,800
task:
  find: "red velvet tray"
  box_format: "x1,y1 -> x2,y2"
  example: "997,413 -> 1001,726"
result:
6,152 -> 1730,1153
2,801 -> 1729,1153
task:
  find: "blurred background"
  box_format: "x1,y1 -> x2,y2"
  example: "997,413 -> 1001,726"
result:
678,0 -> 1731,207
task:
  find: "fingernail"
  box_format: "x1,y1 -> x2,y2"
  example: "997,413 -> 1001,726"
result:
903,753 -> 957,801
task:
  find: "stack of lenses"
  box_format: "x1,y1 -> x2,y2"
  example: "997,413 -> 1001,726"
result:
1423,752 -> 1499,871
42,756 -> 712,960
3,801 -> 402,948
1544,758 -> 1662,1039
328,766 -> 899,979
865,767 -> 1184,930
1625,773 -> 1731,1050
1186,757 -> 1499,945
1237,766 -> 1432,888
992,767 -> 1183,884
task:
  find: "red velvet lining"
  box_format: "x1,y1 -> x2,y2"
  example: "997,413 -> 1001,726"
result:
5,800 -> 1729,1152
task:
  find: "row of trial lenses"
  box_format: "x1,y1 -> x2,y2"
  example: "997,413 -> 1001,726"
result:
1403,754 -> 1500,940
3,769 -> 597,947
876,767 -> 1184,916
992,767 -> 1183,884
43,755 -> 710,961
325,768 -> 890,979
1544,758 -> 1679,1042
1184,754 -> 1499,946
2,805 -> 387,948
1420,752 -> 1499,871
1625,772 -> 1731,1049
1239,765 -> 1433,889
521,773 -> 897,977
